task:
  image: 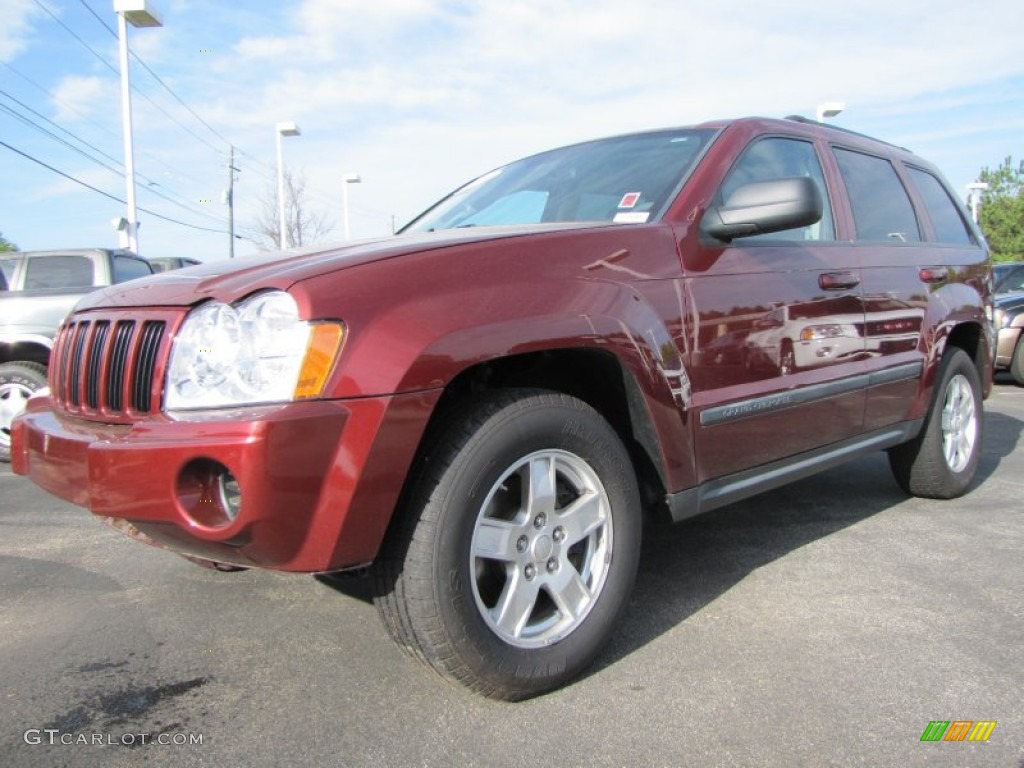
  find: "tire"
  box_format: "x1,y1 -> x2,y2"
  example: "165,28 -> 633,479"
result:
1010,336 -> 1024,387
888,348 -> 983,499
372,390 -> 641,700
779,341 -> 796,376
0,361 -> 48,463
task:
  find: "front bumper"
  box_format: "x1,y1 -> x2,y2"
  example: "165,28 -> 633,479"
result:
12,391 -> 440,571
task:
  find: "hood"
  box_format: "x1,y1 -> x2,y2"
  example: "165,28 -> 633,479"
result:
75,223 -> 605,310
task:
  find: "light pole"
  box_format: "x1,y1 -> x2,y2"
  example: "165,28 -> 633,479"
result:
816,101 -> 846,123
276,121 -> 301,249
343,173 -> 361,240
113,0 -> 162,254
966,182 -> 989,224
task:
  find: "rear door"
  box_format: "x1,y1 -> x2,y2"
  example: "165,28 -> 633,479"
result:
683,134 -> 867,481
829,147 -> 981,430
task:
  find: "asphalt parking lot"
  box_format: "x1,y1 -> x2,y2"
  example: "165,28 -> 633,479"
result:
2,381 -> 1022,768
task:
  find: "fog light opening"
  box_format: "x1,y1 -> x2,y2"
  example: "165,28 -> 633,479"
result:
218,472 -> 242,521
176,458 -> 242,529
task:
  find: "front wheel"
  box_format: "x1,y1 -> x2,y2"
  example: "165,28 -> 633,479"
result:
888,348 -> 983,498
373,390 -> 641,700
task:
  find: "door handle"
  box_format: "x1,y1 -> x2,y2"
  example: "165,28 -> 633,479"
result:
819,272 -> 860,291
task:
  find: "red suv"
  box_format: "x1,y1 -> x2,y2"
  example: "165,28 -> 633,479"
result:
12,116 -> 993,699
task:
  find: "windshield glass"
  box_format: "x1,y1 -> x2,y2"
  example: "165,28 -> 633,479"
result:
403,129 -> 716,233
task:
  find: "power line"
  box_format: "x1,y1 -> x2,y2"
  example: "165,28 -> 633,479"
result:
0,60 -> 211,190
0,99 -> 124,178
33,0 -> 224,156
76,0 -> 232,149
31,0 -> 118,76
0,92 -> 231,228
1,138 -> 229,235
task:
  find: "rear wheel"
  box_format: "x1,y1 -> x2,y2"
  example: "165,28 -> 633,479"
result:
372,390 -> 641,700
888,348 -> 982,498
0,361 -> 48,463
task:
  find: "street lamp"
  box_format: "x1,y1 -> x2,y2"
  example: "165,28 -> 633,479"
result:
816,101 -> 846,123
113,0 -> 163,254
343,173 -> 361,240
276,121 -> 301,249
966,182 -> 989,224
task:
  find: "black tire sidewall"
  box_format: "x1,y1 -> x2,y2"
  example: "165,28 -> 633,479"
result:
427,396 -> 641,696
924,349 -> 984,494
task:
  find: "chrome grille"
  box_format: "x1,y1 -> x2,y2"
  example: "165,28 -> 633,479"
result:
49,310 -> 180,421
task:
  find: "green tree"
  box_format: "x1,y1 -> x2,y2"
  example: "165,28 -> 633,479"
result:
0,232 -> 17,252
978,156 -> 1024,262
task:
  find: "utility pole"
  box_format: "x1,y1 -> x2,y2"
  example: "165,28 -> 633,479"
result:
226,145 -> 239,258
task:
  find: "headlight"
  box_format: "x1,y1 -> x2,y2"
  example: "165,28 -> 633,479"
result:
799,324 -> 848,341
165,291 -> 344,410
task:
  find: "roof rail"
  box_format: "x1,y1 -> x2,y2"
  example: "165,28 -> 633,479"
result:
783,115 -> 909,152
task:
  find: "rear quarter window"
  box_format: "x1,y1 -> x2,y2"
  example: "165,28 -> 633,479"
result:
833,147 -> 921,243
906,167 -> 974,245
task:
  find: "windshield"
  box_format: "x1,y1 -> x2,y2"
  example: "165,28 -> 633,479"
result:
402,129 -> 716,233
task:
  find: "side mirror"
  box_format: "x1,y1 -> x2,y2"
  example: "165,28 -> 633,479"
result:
703,177 -> 823,242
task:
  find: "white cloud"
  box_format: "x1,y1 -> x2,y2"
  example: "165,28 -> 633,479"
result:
0,0 -> 39,62
215,0 -> 1024,130
7,0 -> 1024,260
50,75 -> 117,123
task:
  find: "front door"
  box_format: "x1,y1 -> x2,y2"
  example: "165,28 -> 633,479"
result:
681,135 -> 867,482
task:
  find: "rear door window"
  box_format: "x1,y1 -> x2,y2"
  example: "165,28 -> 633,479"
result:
833,148 -> 921,243
906,167 -> 974,245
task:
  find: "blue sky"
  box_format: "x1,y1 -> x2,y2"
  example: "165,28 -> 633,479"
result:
2,0 -> 1022,262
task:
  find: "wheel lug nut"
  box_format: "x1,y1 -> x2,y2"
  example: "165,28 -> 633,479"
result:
516,535 -> 528,553
533,513 -> 547,529
553,527 -> 565,543
546,558 -> 558,573
524,564 -> 536,580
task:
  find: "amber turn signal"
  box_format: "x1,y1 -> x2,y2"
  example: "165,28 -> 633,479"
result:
294,322 -> 345,399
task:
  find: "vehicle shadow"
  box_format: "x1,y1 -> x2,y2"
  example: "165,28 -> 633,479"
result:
586,403 -> 1023,679
315,402 -> 1024,687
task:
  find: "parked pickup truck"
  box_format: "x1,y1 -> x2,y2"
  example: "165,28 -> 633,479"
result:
12,117 -> 994,699
0,248 -> 154,461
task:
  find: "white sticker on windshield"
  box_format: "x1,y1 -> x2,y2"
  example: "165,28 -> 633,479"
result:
613,212 -> 650,224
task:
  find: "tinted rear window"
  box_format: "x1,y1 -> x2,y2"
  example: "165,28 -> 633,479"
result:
906,167 -> 973,245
